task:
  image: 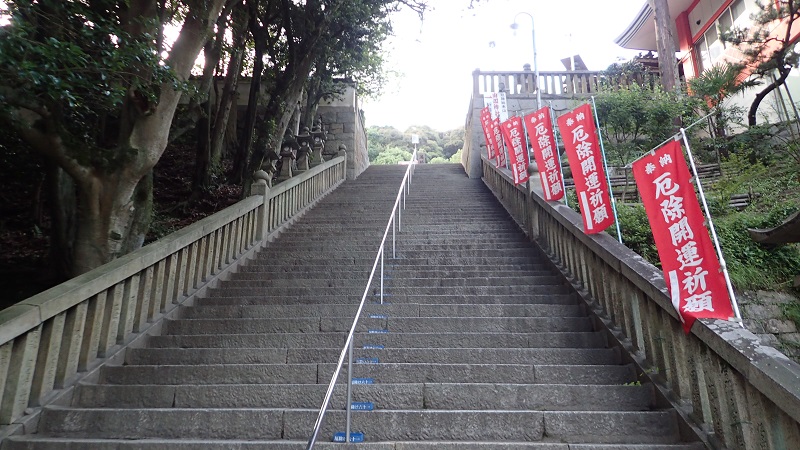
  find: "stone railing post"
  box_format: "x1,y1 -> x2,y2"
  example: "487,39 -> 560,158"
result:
338,145 -> 347,180
251,171 -> 271,241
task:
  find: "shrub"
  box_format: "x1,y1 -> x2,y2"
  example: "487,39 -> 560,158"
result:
615,204 -> 660,266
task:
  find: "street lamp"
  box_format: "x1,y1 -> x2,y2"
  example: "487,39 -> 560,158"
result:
511,12 -> 540,110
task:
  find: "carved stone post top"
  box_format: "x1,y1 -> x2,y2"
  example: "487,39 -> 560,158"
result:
251,171 -> 271,196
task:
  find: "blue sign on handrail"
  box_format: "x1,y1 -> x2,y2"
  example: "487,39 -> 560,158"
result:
333,432 -> 364,443
351,377 -> 374,385
355,357 -> 380,364
368,329 -> 389,334
369,314 -> 388,319
351,401 -> 374,411
362,344 -> 385,350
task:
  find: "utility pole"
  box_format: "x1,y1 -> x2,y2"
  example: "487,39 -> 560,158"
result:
650,0 -> 679,92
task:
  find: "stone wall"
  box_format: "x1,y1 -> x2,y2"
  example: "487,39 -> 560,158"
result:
317,85 -> 369,180
740,290 -> 800,362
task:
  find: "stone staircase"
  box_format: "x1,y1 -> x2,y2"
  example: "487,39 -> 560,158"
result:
3,164 -> 703,449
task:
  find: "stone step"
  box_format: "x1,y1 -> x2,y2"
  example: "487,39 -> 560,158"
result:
162,316 -> 594,335
228,268 -> 556,279
124,347 -> 620,366
196,293 -> 579,306
99,363 -> 636,385
72,382 -> 655,411
263,242 -> 535,252
179,303 -> 586,319
236,262 -> 552,273
254,249 -> 540,260
4,440 -> 700,450
146,331 -> 609,350
204,285 -> 571,297
240,255 -> 550,267
33,407 -> 682,444
217,275 -> 564,288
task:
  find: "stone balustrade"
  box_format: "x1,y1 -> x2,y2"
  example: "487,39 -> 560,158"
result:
0,155 -> 346,431
482,157 -> 800,450
473,69 -> 663,97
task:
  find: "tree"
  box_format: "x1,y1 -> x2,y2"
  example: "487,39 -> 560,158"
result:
721,0 -> 800,126
688,62 -> 755,141
0,0 -> 227,277
233,0 -> 427,192
373,147 -> 412,165
594,84 -> 700,166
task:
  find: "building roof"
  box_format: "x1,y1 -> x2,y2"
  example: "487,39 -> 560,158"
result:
615,0 -> 695,51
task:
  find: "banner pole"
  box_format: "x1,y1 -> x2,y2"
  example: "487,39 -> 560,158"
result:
679,128 -> 743,325
591,96 -> 623,243
627,109 -> 718,169
549,102 -> 569,207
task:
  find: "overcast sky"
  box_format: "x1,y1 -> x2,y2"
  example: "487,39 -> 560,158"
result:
362,0 -> 646,131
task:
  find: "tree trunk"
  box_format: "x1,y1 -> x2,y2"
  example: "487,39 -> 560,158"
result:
82,0 -> 227,274
46,165 -> 77,281
120,171 -> 153,255
193,99 -> 213,195
232,3 -> 266,185
651,0 -> 679,92
232,51 -> 264,184
243,77 -> 306,194
208,8 -> 248,185
748,68 -> 792,126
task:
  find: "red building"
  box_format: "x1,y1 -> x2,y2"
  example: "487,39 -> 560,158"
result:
616,0 -> 800,125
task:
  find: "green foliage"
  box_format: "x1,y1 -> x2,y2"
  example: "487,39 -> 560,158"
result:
688,63 -> 752,109
714,211 -> 800,290
783,301 -> 800,331
687,63 -> 752,138
593,85 -> 701,166
373,147 -> 412,165
367,124 -> 463,163
600,60 -> 648,88
0,1 -> 185,171
615,204 -> 660,266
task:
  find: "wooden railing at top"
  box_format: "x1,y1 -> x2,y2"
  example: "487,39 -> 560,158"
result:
0,154 -> 347,430
481,157 -> 800,450
473,70 -> 663,97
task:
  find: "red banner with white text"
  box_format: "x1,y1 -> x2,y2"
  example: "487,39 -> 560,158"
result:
491,117 -> 506,168
479,107 -> 497,161
632,140 -> 734,333
500,116 -> 530,185
556,103 -> 614,234
524,108 -> 564,201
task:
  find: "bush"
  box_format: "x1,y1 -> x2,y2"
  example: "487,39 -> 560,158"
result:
713,208 -> 800,290
615,204 -> 660,266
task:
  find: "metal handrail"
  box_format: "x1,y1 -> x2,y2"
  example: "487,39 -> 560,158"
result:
305,149 -> 418,448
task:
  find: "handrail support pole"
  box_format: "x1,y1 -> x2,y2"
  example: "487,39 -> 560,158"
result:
346,338 -> 353,442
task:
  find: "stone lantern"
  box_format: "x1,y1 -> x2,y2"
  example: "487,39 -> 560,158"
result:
277,137 -> 299,182
310,123 -> 327,167
295,127 -> 313,172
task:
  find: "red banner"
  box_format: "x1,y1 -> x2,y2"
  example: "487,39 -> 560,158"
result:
500,116 -> 530,185
632,140 -> 733,333
491,117 -> 506,168
524,107 -> 564,201
556,103 -> 614,234
479,107 -> 498,161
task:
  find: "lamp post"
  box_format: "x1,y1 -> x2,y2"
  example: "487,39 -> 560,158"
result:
511,12 -> 540,110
